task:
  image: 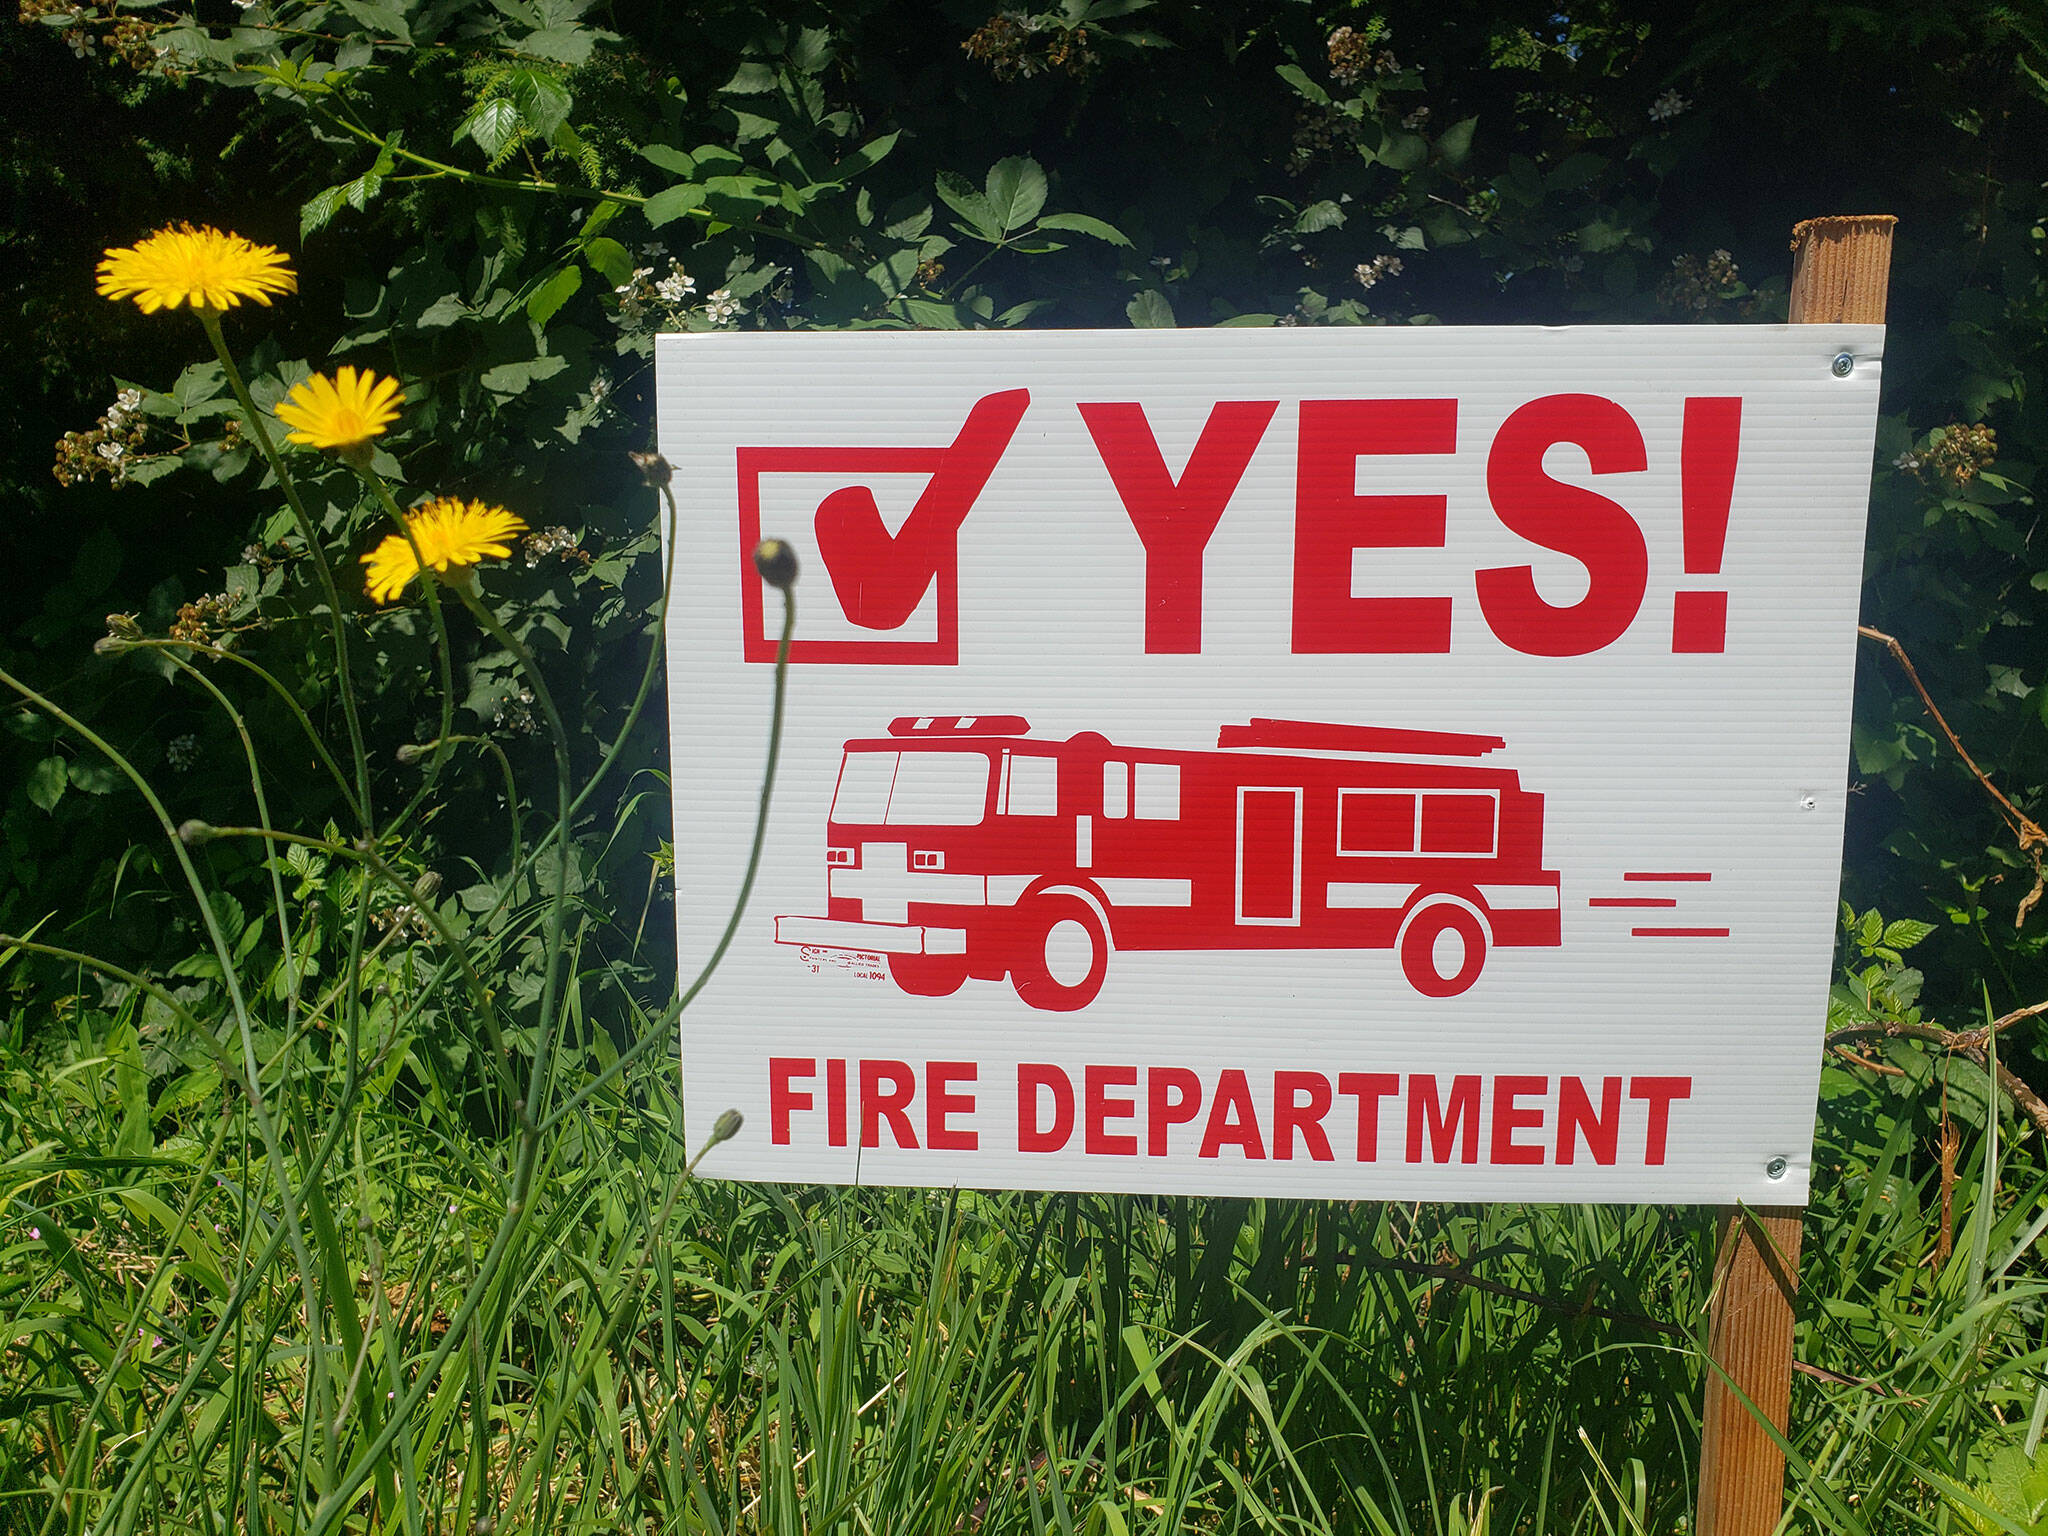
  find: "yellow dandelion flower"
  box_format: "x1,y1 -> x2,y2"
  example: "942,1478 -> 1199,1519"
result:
363,498 -> 529,604
275,367 -> 406,450
96,224 -> 297,314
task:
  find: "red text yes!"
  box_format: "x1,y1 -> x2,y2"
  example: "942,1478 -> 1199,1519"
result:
1081,394 -> 1742,657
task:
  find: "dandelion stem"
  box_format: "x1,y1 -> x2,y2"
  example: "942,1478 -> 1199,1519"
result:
198,310 -> 375,833
355,467 -> 461,834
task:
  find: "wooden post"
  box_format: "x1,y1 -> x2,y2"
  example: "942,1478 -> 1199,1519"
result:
1694,213 -> 1895,1536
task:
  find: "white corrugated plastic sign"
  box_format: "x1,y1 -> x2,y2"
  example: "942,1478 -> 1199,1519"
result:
656,326 -> 1883,1203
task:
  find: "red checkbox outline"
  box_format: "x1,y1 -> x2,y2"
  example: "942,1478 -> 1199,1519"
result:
737,445 -> 959,665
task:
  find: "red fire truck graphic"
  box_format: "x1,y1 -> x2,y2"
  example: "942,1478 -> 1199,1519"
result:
773,717 -> 1563,1011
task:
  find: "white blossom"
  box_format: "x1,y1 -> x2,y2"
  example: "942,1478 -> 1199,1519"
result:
1647,89 -> 1690,122
1354,254 -> 1404,291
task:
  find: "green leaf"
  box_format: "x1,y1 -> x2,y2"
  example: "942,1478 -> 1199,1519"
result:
525,264 -> 582,324
67,759 -> 118,796
935,171 -> 1000,242
720,60 -> 778,94
1435,115 -> 1479,167
643,183 -> 707,229
640,144 -> 696,177
582,236 -> 634,287
333,0 -> 409,41
456,97 -> 522,159
1036,211 -> 1132,247
301,184 -> 349,241
1275,62 -> 1331,107
509,69 -> 572,139
1881,919 -> 1936,952
481,354 -> 570,394
27,757 -> 66,813
983,156 -> 1048,235
517,25 -> 595,65
1373,131 -> 1428,172
838,130 -> 901,178
1295,200 -> 1346,234
1126,290 -> 1176,328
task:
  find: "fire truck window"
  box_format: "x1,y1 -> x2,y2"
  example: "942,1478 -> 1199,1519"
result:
1005,753 -> 1059,816
1338,792 -> 1417,853
1103,762 -> 1129,819
832,751 -> 898,825
887,752 -> 991,825
1134,762 -> 1181,820
1420,793 -> 1496,854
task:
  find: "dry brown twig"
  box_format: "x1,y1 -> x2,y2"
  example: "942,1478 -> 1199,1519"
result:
1858,624 -> 2047,927
1826,999 -> 2048,1141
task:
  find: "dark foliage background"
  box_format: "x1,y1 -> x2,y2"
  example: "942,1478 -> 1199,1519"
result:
2,0 -> 2043,1046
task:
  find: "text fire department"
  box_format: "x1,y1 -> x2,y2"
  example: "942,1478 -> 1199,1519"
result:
769,1059 -> 1694,1167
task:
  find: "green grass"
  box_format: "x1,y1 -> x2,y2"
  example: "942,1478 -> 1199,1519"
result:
1,985 -> 2043,1533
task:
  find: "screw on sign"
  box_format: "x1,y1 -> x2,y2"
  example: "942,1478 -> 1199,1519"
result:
773,715 -> 1568,1010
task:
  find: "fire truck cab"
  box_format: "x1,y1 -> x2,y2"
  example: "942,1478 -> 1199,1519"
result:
773,716 -> 1561,1011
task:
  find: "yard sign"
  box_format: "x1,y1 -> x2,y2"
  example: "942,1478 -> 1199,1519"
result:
656,323 -> 1883,1204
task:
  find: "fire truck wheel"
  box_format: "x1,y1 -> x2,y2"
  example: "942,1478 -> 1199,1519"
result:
888,950 -> 969,997
1399,900 -> 1488,998
1011,897 -> 1109,1012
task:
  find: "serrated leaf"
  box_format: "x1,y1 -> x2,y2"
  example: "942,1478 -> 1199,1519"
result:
300,185 -> 348,241
333,0 -> 409,41
1295,200 -> 1346,234
27,757 -> 66,813
1881,919 -> 1936,952
517,24 -> 594,64
720,60 -> 778,94
342,170 -> 382,211
640,144 -> 696,177
983,156 -> 1047,235
935,170 -> 1000,242
643,183 -> 706,229
1036,211 -> 1132,247
525,264 -> 582,324
457,97 -> 522,159
509,68 -> 572,139
1126,289 -> 1176,328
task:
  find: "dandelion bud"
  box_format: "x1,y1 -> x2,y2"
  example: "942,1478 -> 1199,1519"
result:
94,635 -> 133,657
395,742 -> 430,766
628,450 -> 672,489
711,1108 -> 744,1145
753,539 -> 798,591
413,870 -> 442,900
176,819 -> 217,847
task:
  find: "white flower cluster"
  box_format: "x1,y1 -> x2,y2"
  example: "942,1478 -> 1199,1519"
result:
1354,254 -> 1404,291
655,268 -> 697,306
614,259 -> 738,330
1647,89 -> 1691,123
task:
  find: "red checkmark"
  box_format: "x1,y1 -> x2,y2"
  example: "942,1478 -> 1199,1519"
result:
813,389 -> 1029,631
